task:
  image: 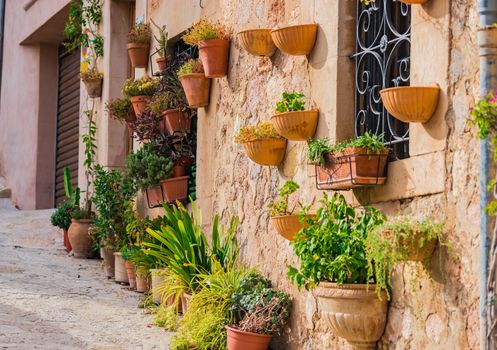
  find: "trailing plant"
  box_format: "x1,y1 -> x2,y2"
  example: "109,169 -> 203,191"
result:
150,19 -> 168,58
275,92 -> 306,114
152,73 -> 188,113
128,23 -> 152,44
50,202 -> 75,230
267,180 -> 301,217
288,193 -> 386,293
106,98 -> 134,123
177,59 -> 204,77
182,18 -> 229,46
234,122 -> 283,143
122,76 -> 159,97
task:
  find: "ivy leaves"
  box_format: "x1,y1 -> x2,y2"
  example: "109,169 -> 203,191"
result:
275,92 -> 306,114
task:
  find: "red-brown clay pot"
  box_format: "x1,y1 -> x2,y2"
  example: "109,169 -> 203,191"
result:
67,219 -> 91,258
156,56 -> 167,71
226,326 -> 272,350
83,78 -> 103,98
179,74 -> 211,108
163,109 -> 191,134
172,165 -> 186,177
198,38 -> 230,78
135,268 -> 151,293
127,43 -> 150,68
160,176 -> 189,203
63,229 -> 72,253
130,95 -> 152,117
125,260 -> 137,289
100,248 -> 115,279
145,186 -> 163,208
113,252 -> 129,284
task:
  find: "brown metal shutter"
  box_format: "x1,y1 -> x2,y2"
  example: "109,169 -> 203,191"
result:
54,46 -> 80,205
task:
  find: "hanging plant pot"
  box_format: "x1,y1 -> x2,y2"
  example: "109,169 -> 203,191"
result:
270,214 -> 316,241
314,283 -> 388,349
315,148 -> 388,190
398,232 -> 438,262
113,252 -> 129,284
130,95 -> 152,117
198,39 -> 230,78
63,229 -> 72,253
270,23 -> 318,55
135,267 -> 151,293
162,109 -> 191,134
145,186 -> 163,208
83,78 -> 103,98
124,261 -> 137,289
237,29 -> 277,57
100,248 -> 115,279
127,43 -> 150,68
242,139 -> 287,166
380,86 -> 440,123
271,109 -> 319,141
160,176 -> 189,203
156,56 -> 167,71
226,326 -> 272,350
179,73 -> 211,108
67,219 -> 91,258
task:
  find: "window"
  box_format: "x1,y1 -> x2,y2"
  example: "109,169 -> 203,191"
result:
354,1 -> 411,159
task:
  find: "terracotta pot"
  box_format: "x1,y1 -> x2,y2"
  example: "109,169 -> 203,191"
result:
237,29 -> 277,57
198,38 -> 230,78
125,261 -> 137,289
271,23 -> 318,55
127,43 -> 150,68
151,269 -> 167,304
63,229 -> 72,253
179,73 -> 211,108
314,283 -> 388,350
242,139 -> 287,166
67,219 -> 91,258
163,109 -> 191,134
380,85 -> 440,124
226,326 -> 272,350
315,148 -> 388,190
156,56 -> 167,71
270,214 -> 316,241
160,176 -> 189,203
113,252 -> 129,284
130,95 -> 152,117
83,78 -> 103,98
135,268 -> 151,293
271,109 -> 319,141
172,165 -> 186,177
100,248 -> 115,279
145,186 -> 163,208
181,293 -> 192,314
398,232 -> 438,262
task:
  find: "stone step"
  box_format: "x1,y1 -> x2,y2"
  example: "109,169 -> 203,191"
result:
0,177 -> 11,199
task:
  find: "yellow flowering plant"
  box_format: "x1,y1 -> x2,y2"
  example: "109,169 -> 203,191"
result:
182,18 -> 229,46
177,59 -> 204,77
122,76 -> 159,97
234,122 -> 283,144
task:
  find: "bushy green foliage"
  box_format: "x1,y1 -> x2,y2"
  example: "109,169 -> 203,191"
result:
267,180 -> 300,217
50,202 -> 75,230
288,193 -> 385,291
275,92 -> 306,113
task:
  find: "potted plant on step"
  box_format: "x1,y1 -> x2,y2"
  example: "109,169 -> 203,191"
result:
80,67 -> 103,98
268,180 -> 315,241
308,132 -> 389,190
177,59 -> 210,108
106,97 -> 136,132
127,23 -> 151,68
288,193 -> 388,349
151,19 -> 169,71
271,92 -> 319,141
183,19 -> 230,78
122,76 -> 160,117
234,122 -> 287,166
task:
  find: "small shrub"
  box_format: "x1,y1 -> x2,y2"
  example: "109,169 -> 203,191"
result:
50,202 -> 75,230
234,122 -> 283,143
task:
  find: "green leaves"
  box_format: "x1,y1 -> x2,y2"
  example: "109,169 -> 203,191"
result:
267,180 -> 300,217
275,92 -> 306,113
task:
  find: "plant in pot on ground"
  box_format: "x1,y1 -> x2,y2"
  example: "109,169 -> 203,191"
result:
271,92 -> 319,141
288,193 -> 388,349
267,180 -> 315,241
127,22 -> 151,68
150,18 -> 168,71
182,18 -> 230,78
106,97 -> 135,131
50,201 -> 76,253
177,59 -> 211,108
234,122 -> 287,166
308,132 -> 389,190
122,76 -> 159,117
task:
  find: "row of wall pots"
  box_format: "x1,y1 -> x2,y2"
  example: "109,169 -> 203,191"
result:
180,74 -> 211,108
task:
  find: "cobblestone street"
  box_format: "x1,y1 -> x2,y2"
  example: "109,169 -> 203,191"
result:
0,205 -> 170,350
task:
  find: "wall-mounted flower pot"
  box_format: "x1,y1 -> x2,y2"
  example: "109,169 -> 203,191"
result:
242,139 -> 287,166
380,86 -> 440,123
179,74 -> 211,108
156,56 -> 167,71
314,283 -> 388,349
113,252 -> 129,284
270,214 -> 316,240
130,95 -> 152,117
315,148 -> 388,190
198,38 -> 230,78
160,176 -> 189,203
145,186 -> 163,208
124,260 -> 136,289
100,248 -> 115,279
135,267 -> 151,293
271,109 -> 319,141
398,232 -> 437,262
83,78 -> 103,98
226,326 -> 272,350
162,109 -> 191,134
127,43 -> 150,68
67,219 -> 91,258
63,229 -> 72,253
237,29 -> 277,57
271,23 -> 318,55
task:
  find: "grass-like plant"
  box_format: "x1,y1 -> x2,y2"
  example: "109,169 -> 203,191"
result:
122,76 -> 159,97
234,122 -> 283,143
177,59 -> 204,77
275,92 -> 306,114
128,22 -> 151,44
182,18 -> 229,46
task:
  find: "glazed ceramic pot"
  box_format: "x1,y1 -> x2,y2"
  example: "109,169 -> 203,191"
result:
127,43 -> 150,68
198,38 -> 230,78
67,219 -> 91,258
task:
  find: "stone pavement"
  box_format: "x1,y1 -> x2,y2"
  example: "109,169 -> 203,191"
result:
0,206 -> 171,350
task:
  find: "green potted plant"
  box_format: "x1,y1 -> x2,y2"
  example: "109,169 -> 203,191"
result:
50,201 -> 75,253
308,132 -> 389,190
288,193 -> 388,349
151,19 -> 168,71
267,180 -> 315,241
234,122 -> 287,166
127,22 -> 151,68
122,76 -> 159,117
80,66 -> 103,98
177,59 -> 210,108
182,18 -> 230,78
271,92 -> 319,141
106,97 -> 136,131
